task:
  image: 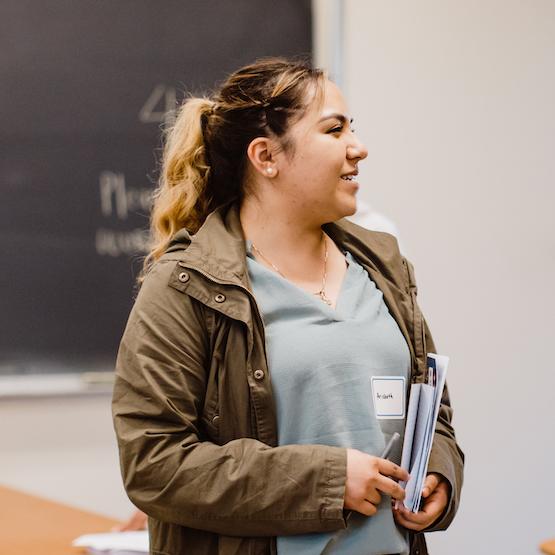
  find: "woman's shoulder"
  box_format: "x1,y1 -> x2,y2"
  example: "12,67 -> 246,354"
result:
334,218 -> 404,264
331,218 -> 413,293
138,227 -> 196,291
132,242 -> 205,323
341,217 -> 401,251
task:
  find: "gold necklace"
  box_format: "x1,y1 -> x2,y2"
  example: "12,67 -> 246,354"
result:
250,233 -> 332,306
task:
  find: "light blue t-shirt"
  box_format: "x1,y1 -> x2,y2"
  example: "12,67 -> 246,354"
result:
246,245 -> 410,555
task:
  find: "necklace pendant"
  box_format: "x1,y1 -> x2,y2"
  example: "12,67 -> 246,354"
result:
317,290 -> 333,306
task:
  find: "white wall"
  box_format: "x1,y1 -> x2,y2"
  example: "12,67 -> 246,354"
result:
337,1 -> 555,553
0,395 -> 134,520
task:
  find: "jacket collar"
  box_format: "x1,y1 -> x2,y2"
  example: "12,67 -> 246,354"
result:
166,202 -> 402,292
166,203 -> 376,286
165,202 -> 421,379
166,203 -> 250,288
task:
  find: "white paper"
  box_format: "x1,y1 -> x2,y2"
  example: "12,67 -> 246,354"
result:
399,354 -> 449,512
72,530 -> 149,554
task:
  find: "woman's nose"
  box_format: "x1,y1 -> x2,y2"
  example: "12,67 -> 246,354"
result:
348,133 -> 368,161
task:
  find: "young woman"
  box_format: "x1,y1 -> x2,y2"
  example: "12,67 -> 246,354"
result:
112,57 -> 464,555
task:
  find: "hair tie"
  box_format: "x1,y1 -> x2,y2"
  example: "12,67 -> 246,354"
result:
206,100 -> 216,116
201,102 -> 216,136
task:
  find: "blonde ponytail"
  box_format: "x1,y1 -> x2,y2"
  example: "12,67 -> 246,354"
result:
144,97 -> 214,273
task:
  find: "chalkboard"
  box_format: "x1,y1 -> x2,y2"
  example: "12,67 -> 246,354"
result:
0,0 -> 312,375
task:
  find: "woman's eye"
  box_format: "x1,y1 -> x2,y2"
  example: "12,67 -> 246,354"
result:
328,125 -> 356,134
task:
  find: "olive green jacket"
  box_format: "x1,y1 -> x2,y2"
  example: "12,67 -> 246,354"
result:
112,203 -> 464,555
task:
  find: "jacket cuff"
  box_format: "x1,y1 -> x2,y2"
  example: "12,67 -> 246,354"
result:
424,437 -> 461,532
320,447 -> 348,527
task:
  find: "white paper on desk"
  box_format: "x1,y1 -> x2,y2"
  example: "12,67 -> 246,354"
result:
72,530 -> 149,554
399,354 -> 449,512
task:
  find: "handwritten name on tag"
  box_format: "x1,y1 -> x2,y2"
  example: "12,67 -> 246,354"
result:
371,376 -> 406,420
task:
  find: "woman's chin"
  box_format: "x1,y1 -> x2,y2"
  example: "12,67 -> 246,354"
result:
338,198 -> 358,219
317,197 -> 358,223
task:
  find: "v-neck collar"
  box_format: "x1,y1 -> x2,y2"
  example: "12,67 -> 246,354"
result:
246,240 -> 353,320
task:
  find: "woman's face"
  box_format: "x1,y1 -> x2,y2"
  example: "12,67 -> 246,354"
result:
275,79 -> 368,223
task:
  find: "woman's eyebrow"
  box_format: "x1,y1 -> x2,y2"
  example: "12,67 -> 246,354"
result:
318,113 -> 354,125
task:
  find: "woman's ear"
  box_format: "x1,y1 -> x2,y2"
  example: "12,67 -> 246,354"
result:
246,137 -> 279,178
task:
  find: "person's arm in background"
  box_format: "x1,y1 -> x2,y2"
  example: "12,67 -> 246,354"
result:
112,509 -> 148,532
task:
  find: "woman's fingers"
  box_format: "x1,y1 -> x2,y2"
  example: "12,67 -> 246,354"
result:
376,458 -> 410,482
421,473 -> 441,498
393,502 -> 437,530
373,473 -> 406,501
365,489 -> 382,506
393,506 -> 429,530
344,449 -> 410,513
366,458 -> 408,501
393,482 -> 449,531
346,452 -> 444,524
355,499 -> 379,517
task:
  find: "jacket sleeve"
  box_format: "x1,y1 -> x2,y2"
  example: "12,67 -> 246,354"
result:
112,261 -> 347,537
403,258 -> 464,533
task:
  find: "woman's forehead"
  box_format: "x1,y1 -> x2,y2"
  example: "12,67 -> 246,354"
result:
305,80 -> 350,125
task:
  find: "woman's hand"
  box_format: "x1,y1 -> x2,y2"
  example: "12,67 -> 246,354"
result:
393,472 -> 449,531
344,448 -> 410,516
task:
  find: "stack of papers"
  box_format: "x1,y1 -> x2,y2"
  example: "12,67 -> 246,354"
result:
399,353 -> 449,512
72,530 -> 149,554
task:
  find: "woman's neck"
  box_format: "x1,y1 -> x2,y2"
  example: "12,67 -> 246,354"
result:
240,197 -> 326,280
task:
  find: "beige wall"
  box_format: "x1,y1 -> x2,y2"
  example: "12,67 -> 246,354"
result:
321,1 -> 555,553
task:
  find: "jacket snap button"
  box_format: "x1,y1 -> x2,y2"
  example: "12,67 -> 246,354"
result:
253,369 -> 265,381
178,272 -> 190,283
214,293 -> 226,303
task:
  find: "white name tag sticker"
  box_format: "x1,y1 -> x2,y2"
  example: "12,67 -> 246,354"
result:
371,376 -> 406,420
